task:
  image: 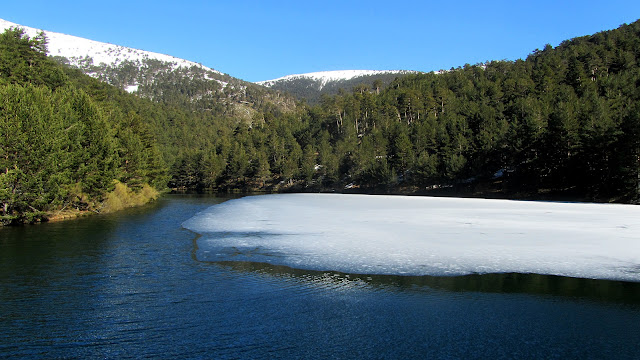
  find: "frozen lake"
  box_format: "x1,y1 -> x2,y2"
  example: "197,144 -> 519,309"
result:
184,193 -> 640,282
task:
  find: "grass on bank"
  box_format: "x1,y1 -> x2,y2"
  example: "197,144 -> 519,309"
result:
101,181 -> 159,213
44,181 -> 159,223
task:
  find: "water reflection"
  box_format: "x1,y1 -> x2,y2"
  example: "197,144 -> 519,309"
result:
201,259 -> 640,305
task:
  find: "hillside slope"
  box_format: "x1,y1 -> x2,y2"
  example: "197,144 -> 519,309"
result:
0,18 -> 223,87
0,18 -> 297,122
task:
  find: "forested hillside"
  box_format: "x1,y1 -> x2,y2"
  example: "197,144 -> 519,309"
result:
2,19 -> 640,225
170,20 -> 640,202
57,55 -> 298,122
0,26 -> 302,224
0,28 -> 168,224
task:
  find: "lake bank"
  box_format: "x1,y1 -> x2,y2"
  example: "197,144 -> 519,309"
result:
197,173 -> 636,205
2,181 -> 161,227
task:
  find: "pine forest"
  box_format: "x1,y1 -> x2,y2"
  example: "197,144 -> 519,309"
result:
2,20 -> 640,224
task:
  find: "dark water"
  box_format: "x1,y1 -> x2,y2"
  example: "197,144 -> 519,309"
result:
1,194 -> 640,359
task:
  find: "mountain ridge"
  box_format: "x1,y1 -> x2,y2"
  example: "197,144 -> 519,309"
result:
257,70 -> 419,89
0,18 -> 418,97
0,18 -> 224,82
255,69 -> 422,104
0,17 -> 302,125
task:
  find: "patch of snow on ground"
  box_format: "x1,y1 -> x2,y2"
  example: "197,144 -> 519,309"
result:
125,84 -> 139,93
183,193 -> 640,282
214,79 -> 228,88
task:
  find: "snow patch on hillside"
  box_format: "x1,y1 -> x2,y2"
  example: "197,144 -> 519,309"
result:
125,84 -> 139,93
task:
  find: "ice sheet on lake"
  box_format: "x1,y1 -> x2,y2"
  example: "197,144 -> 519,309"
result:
182,194 -> 640,282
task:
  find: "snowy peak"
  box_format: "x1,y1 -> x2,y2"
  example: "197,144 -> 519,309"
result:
257,70 -> 416,89
0,17 -> 298,119
0,17 -> 415,105
0,18 -> 223,78
256,69 -> 420,104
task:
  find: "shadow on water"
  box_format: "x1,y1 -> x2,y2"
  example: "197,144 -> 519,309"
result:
187,224 -> 640,305
196,257 -> 640,305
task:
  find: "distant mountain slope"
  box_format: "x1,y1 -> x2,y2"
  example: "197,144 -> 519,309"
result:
257,70 -> 420,103
0,18 -> 223,83
0,18 -> 297,120
257,70 -> 413,89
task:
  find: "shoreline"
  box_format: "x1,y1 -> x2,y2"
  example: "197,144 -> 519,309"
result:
176,180 -> 632,205
1,181 -> 161,227
45,209 -> 94,223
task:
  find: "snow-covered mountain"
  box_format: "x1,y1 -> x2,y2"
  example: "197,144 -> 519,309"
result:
256,69 -> 420,103
257,70 -> 414,89
0,17 -> 243,100
0,18 -> 223,84
0,17 -> 299,120
0,17 -> 416,106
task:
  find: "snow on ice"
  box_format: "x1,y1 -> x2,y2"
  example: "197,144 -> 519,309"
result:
183,193 -> 640,282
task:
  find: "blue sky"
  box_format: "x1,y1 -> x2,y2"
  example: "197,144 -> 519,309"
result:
3,1 -> 640,82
